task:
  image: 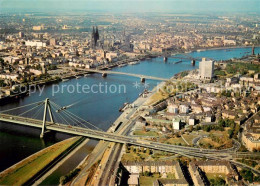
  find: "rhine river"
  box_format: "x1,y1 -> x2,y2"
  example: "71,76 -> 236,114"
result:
0,47 -> 259,181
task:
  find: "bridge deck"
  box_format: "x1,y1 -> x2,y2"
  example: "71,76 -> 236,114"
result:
0,113 -> 234,154
80,69 -> 169,81
1,112 -> 260,175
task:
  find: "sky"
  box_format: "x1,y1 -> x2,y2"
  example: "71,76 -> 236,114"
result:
0,0 -> 259,14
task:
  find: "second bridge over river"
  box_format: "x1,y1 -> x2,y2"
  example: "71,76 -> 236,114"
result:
78,68 -> 169,82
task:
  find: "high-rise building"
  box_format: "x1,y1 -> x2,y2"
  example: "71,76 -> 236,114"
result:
50,38 -> 56,46
199,58 -> 214,80
19,32 -> 24,38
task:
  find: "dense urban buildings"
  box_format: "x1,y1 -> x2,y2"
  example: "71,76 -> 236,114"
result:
0,0 -> 259,185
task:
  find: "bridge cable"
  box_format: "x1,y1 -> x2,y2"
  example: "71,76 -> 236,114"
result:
49,101 -> 91,129
50,103 -> 77,125
57,108 -> 89,128
57,110 -> 84,128
31,104 -> 45,119
63,109 -> 102,131
18,102 -> 44,117
0,100 -> 44,114
48,103 -> 69,125
49,103 -> 72,125
49,101 -> 102,131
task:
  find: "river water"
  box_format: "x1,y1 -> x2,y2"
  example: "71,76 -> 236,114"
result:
0,47 -> 259,180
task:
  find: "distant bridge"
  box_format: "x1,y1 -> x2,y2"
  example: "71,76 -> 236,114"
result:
80,69 -> 169,81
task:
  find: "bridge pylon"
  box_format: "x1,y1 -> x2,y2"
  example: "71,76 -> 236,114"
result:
40,98 -> 54,138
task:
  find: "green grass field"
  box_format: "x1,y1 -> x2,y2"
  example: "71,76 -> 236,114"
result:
182,133 -> 199,145
133,130 -> 159,136
139,175 -> 160,185
0,137 -> 80,185
163,137 -> 186,146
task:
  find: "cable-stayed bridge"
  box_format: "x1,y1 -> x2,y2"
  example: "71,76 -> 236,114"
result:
1,98 -> 260,175
0,98 -> 238,154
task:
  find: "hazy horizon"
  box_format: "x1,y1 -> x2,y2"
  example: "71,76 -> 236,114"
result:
0,0 -> 260,14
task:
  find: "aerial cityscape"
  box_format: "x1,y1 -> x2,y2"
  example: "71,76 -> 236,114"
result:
0,0 -> 260,185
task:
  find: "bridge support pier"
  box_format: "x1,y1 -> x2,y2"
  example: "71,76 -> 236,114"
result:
40,98 -> 54,138
141,77 -> 145,83
102,73 -> 107,77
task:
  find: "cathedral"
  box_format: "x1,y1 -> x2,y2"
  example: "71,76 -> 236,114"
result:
91,26 -> 99,49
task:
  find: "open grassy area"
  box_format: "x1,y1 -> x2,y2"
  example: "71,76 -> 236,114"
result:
163,137 -> 186,146
139,175 -> 160,185
199,138 -> 220,148
0,137 -> 80,185
199,135 -> 233,150
145,91 -> 168,106
206,173 -> 226,180
121,151 -> 150,162
182,133 -> 199,145
133,130 -> 159,136
151,151 -> 175,160
167,173 -> 176,179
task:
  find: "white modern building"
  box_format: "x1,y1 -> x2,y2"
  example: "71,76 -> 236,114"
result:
167,104 -> 179,114
199,58 -> 214,80
173,118 -> 181,130
25,40 -> 46,47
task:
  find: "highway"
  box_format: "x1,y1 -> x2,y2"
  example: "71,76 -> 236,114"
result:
1,106 -> 260,176
98,143 -> 123,186
0,113 -> 244,156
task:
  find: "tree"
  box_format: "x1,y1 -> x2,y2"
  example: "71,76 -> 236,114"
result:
240,169 -> 254,183
209,177 -> 226,186
125,145 -> 129,153
228,129 -> 234,139
143,171 -> 151,176
146,148 -> 150,155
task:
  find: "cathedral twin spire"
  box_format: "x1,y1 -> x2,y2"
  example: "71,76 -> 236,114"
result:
92,26 -> 99,47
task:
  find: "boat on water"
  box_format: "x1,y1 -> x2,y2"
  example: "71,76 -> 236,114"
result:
119,64 -> 127,67
84,74 -> 90,77
56,106 -> 67,112
129,61 -> 140,65
174,60 -> 182,64
119,102 -> 129,112
62,79 -> 69,82
75,76 -> 82,79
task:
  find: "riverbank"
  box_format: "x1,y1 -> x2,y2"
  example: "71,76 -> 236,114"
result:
33,138 -> 90,185
0,136 -> 81,185
193,45 -> 260,52
70,81 -> 158,185
1,45 -> 258,106
0,46 -> 259,184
